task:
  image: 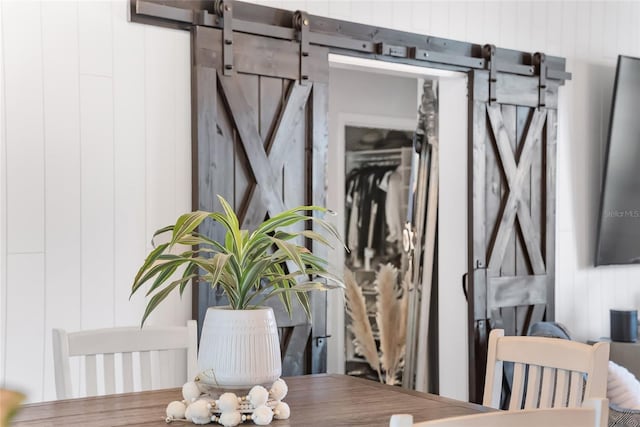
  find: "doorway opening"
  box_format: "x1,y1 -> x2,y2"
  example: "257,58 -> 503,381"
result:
325,55 -> 470,399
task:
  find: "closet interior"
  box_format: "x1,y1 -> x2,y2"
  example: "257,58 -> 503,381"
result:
343,126 -> 413,381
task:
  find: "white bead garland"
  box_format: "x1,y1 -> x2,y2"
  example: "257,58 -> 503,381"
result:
248,386 -> 269,407
165,378 -> 291,426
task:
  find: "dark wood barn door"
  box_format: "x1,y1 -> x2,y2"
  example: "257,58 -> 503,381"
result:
467,64 -> 559,403
191,25 -> 330,375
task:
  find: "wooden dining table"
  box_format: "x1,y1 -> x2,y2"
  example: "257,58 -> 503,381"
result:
12,374 -> 492,426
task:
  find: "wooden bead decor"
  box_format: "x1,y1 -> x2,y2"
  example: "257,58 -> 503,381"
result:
165,378 -> 290,426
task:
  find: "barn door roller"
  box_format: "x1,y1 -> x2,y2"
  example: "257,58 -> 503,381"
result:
483,44 -> 498,105
293,11 -> 310,85
534,52 -> 547,109
212,0 -> 234,75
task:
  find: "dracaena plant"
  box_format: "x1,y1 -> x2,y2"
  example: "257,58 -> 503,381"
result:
131,195 -> 344,326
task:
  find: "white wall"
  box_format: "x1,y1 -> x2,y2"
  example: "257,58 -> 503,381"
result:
0,1 -> 192,402
3,0 -> 640,404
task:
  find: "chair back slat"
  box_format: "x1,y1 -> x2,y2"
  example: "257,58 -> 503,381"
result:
539,366 -> 556,408
508,362 -> 526,409
484,329 -> 609,411
53,321 -> 197,399
554,369 -> 570,408
85,355 -> 98,396
103,353 -> 116,395
568,371 -> 584,407
524,364 -> 541,409
122,352 -> 134,393
139,351 -> 152,391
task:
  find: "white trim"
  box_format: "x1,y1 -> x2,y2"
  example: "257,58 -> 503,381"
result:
329,53 -> 464,80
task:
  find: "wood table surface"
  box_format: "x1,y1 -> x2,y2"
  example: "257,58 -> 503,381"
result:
12,374 -> 491,426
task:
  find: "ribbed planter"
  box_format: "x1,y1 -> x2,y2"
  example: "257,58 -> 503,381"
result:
197,306 -> 281,389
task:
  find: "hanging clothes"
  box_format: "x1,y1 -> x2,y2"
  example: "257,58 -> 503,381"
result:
345,164 -> 398,265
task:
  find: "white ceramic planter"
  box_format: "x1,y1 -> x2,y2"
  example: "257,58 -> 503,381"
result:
198,306 -> 281,389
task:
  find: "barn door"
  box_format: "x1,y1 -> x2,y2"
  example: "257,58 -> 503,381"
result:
467,65 -> 558,403
191,24 -> 330,375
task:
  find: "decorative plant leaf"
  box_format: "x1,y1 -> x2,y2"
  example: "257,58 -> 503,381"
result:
141,275 -> 196,327
131,195 -> 344,326
171,211 -> 211,246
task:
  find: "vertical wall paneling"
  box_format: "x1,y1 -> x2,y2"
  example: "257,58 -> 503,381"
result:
464,1 -> 485,43
78,1 -> 113,77
41,1 -> 82,402
391,1 -> 411,32
483,2 -> 501,46
3,1 -> 45,254
5,254 -> 45,402
172,29 -> 192,323
515,2 -> 533,53
143,25 -> 188,326
430,2 -> 449,39
0,0 -> 6,387
113,1 -> 146,327
80,76 -> 115,331
498,2 -> 517,50
447,2 -> 467,42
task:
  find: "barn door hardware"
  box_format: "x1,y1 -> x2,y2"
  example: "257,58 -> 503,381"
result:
375,42 -> 412,58
293,11 -> 310,84
534,52 -> 547,109
483,44 -> 498,104
212,0 -> 234,75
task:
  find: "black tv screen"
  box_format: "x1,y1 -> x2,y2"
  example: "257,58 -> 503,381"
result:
596,55 -> 640,265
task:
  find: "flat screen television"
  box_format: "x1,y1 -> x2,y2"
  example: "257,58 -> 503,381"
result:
596,55 -> 640,265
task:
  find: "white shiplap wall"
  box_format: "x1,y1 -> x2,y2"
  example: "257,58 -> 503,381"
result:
0,1 -> 192,402
3,0 -> 640,403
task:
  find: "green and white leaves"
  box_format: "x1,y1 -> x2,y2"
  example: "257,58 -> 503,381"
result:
131,195 -> 344,326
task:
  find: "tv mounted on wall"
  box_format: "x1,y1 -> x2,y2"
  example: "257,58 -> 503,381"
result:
596,55 -> 640,266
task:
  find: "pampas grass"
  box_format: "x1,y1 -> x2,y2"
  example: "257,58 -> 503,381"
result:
344,264 -> 409,385
344,268 -> 381,382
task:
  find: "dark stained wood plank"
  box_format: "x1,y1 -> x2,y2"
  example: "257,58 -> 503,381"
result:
501,105 -> 517,278
486,105 -> 503,277
260,76 -> 284,147
195,26 -> 329,83
309,82 -> 329,374
486,107 -> 546,275
468,85 -> 488,402
281,324 -> 312,376
487,275 -> 547,311
191,54 -> 234,331
501,306 -> 516,337
473,71 -> 559,109
14,374 -> 492,426
218,73 -> 287,217
545,110 -> 558,320
515,107 -> 531,277
471,99 -> 487,321
240,82 -> 312,231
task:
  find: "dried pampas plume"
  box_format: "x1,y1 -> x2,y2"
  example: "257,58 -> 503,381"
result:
344,268 -> 381,382
375,264 -> 399,385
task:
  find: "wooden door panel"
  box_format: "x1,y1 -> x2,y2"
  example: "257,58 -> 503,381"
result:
469,69 -> 558,403
192,25 -> 329,375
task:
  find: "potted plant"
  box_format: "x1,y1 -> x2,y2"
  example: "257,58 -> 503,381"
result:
130,195 -> 343,388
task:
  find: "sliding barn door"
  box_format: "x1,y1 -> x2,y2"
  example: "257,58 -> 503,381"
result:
468,68 -> 558,403
191,25 -> 330,375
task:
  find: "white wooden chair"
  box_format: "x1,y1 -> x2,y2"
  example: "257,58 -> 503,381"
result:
408,398 -> 608,427
483,328 -> 609,410
53,321 -> 197,399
